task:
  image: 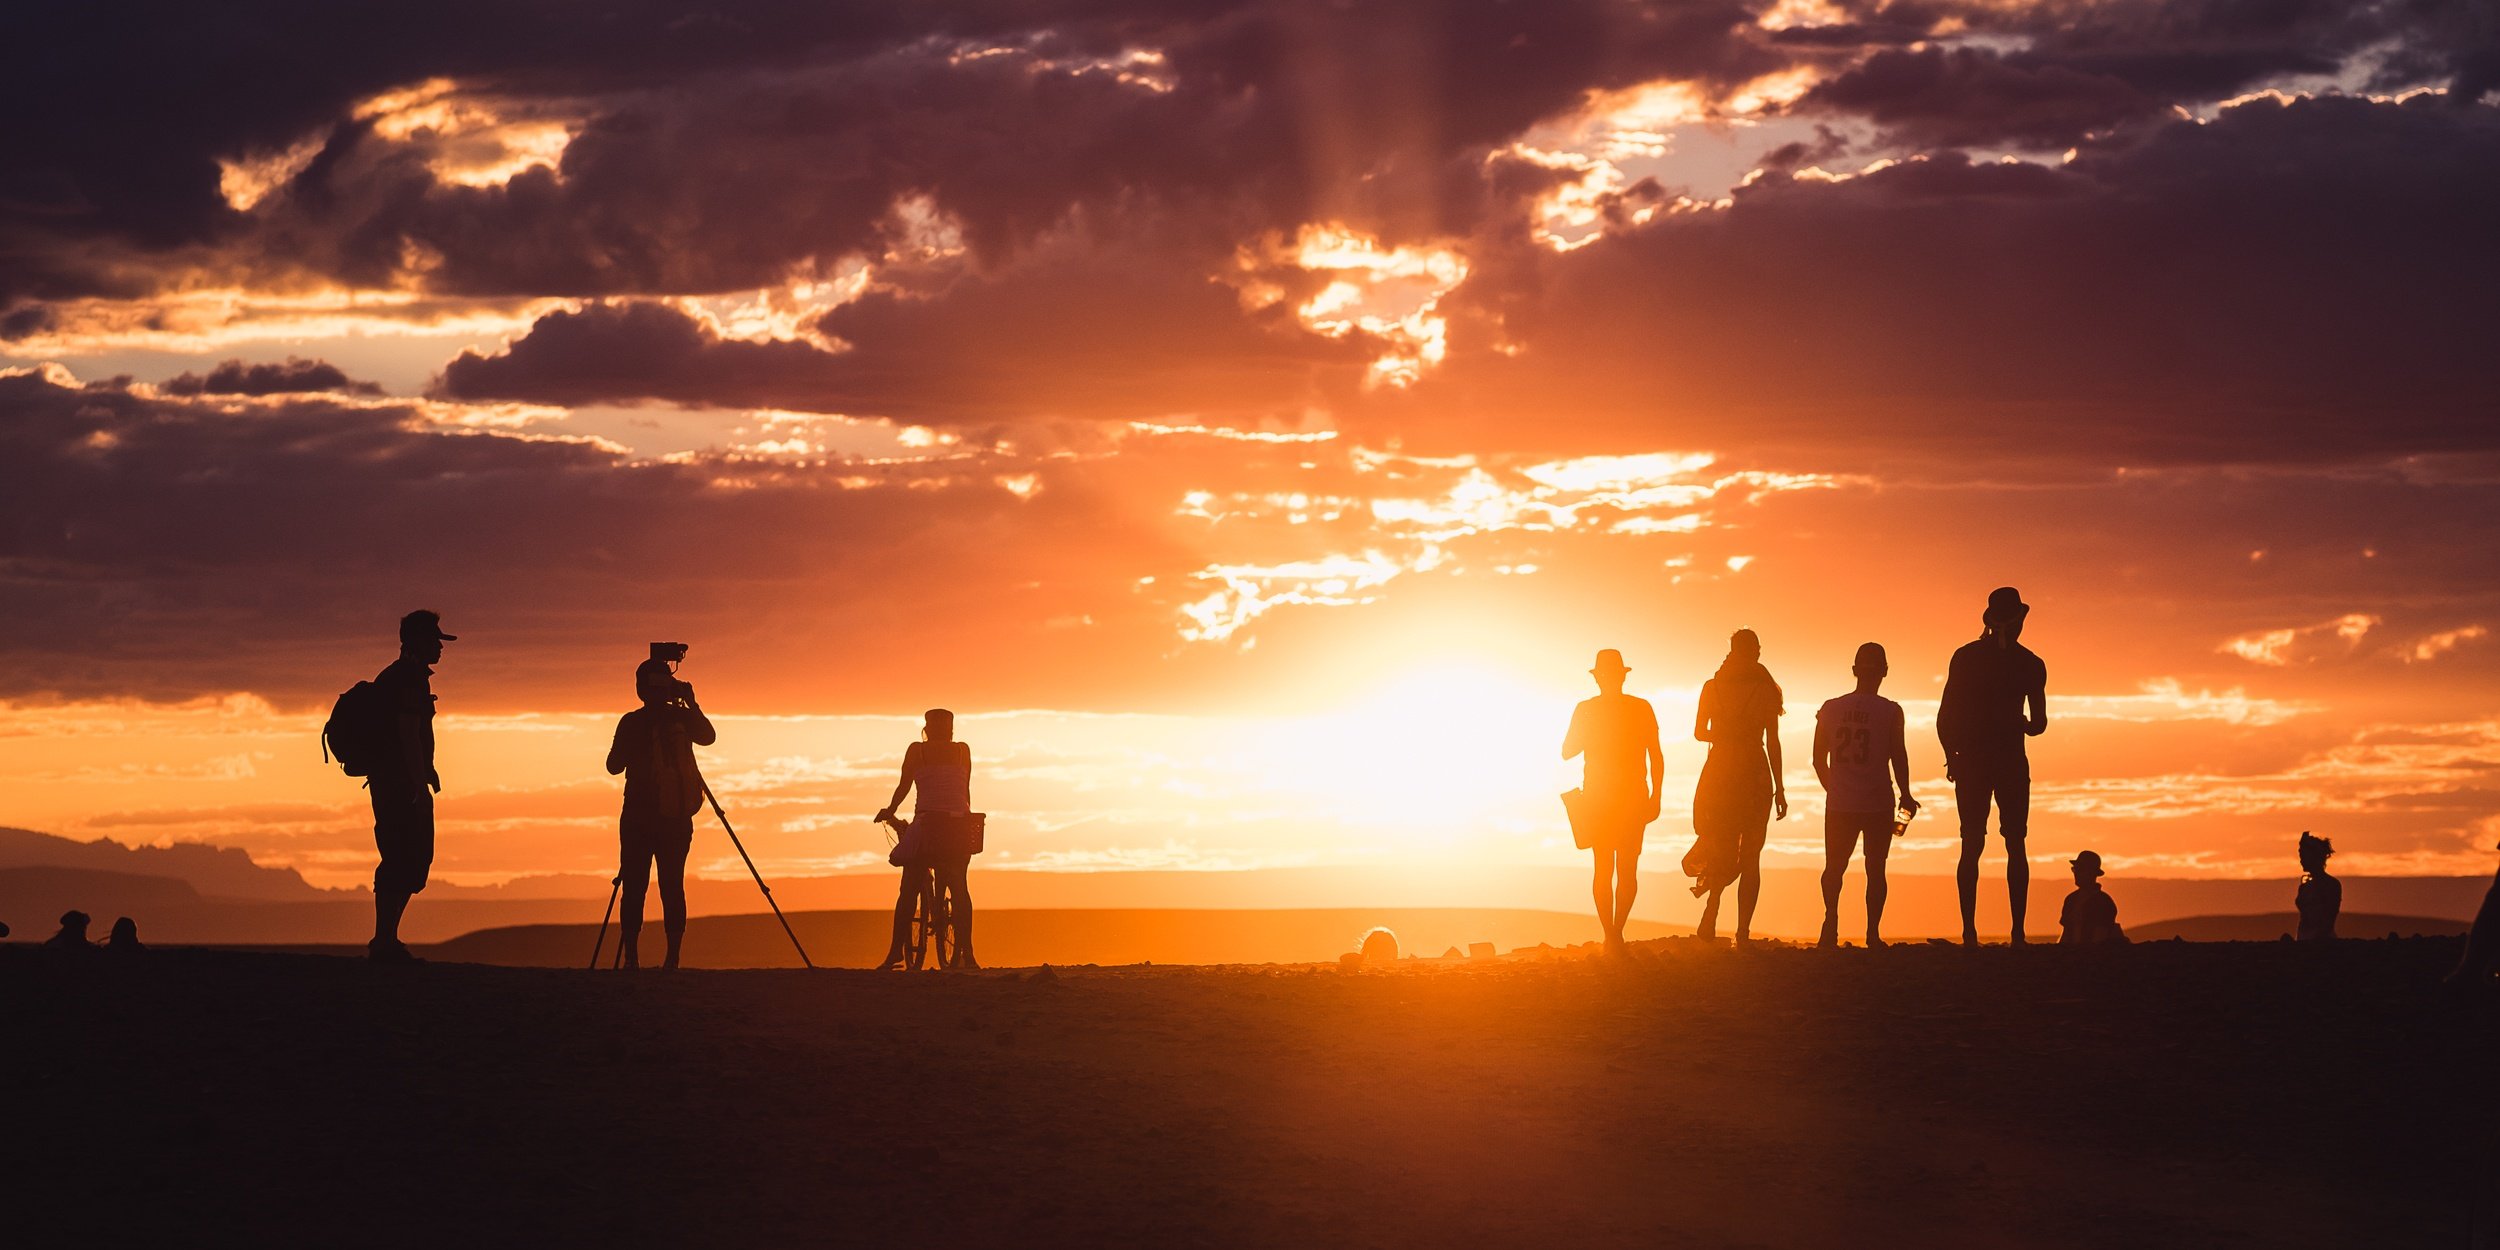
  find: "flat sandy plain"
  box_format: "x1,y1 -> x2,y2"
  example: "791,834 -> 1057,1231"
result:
5,937 -> 2494,1247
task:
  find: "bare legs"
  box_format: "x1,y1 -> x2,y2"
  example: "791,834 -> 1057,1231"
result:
882,865 -> 926,969
617,820 -> 692,970
2006,837 -> 2029,945
1824,815 -> 1896,948
937,856 -> 976,969
1736,840 -> 1763,943
1954,834 -> 2030,945
1698,835 -> 1767,944
1592,846 -> 1641,950
1955,769 -> 2030,945
1955,837 -> 1983,946
373,889 -> 411,947
883,859 -> 976,969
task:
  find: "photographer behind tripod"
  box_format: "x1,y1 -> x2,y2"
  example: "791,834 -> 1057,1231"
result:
875,708 -> 979,970
604,643 -> 715,970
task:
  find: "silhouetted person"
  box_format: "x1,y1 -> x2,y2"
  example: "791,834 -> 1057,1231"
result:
1562,649 -> 1665,954
2296,832 -> 2340,943
1938,587 -> 2046,946
368,610 -> 455,962
1813,643 -> 1920,949
46,910 -> 93,950
2058,850 -> 2127,946
876,709 -> 978,970
106,916 -> 143,953
606,651 -> 716,971
2447,845 -> 2500,987
1683,629 -> 1786,945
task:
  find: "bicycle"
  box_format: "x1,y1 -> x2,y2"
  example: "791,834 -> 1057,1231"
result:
878,813 -> 960,971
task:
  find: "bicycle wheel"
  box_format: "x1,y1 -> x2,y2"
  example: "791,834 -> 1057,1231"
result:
905,872 -> 938,971
926,879 -> 957,970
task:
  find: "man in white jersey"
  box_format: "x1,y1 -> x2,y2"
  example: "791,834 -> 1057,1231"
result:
1813,642 -> 1920,948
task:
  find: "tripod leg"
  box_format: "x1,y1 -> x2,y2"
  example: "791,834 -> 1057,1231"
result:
704,782 -> 815,969
588,875 -> 621,971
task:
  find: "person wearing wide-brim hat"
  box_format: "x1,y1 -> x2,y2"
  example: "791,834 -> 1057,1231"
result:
1562,649 -> 1664,954
1937,586 -> 2048,946
2057,850 -> 2126,946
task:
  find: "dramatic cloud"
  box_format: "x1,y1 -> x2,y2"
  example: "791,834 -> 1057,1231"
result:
1364,95 -> 2500,471
5,0 -> 2499,887
437,231 -> 1375,426
162,357 -> 381,397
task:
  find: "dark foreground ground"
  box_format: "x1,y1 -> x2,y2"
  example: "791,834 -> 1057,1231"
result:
5,938 -> 2495,1248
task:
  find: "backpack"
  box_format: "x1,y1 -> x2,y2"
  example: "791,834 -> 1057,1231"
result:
323,679 -> 394,777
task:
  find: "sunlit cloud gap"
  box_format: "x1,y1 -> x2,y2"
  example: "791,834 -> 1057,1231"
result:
1172,451 -> 1857,643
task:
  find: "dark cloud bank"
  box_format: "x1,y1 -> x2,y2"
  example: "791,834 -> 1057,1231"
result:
3,0 -> 2497,705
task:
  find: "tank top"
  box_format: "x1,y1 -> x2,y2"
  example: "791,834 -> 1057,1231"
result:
915,744 -> 971,817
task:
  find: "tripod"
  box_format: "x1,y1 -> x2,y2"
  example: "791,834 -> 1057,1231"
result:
706,779 -> 815,969
587,874 -> 622,970
584,786 -> 814,970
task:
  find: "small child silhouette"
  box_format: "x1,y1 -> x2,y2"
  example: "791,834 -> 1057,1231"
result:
2058,851 -> 2128,946
2296,832 -> 2340,942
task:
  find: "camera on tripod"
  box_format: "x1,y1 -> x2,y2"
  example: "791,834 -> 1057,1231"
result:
648,642 -> 694,704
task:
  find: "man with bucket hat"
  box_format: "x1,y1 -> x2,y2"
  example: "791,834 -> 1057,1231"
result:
1562,649 -> 1665,954
1938,587 -> 2048,946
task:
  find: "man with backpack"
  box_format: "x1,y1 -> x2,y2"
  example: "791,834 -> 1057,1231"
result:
330,610 -> 455,962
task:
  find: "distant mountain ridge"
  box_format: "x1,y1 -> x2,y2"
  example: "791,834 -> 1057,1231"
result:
2128,912 -> 2472,943
0,826 -> 331,900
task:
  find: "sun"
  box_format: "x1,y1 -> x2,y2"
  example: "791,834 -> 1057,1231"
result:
1238,663 -> 1575,849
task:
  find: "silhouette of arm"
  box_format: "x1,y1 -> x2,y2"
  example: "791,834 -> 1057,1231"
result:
1889,705 -> 1918,816
393,670 -> 435,792
400,710 -> 431,789
1935,650 -> 1966,756
605,714 -> 631,776
1646,716 -> 1665,809
2024,658 -> 2048,737
1765,718 -> 1787,820
1810,712 -> 1834,792
678,698 -> 717,748
1692,685 -> 1716,744
1561,704 -> 1585,761
877,741 -> 921,821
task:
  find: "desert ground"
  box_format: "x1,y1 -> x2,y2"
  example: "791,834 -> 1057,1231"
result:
6,936 -> 2493,1248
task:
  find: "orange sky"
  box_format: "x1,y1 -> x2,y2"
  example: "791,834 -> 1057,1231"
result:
5,0 -> 2498,910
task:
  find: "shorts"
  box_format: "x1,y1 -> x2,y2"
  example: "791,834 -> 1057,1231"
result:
371,781 -> 434,896
1585,815 -> 1648,854
620,810 -> 696,861
1954,758 -> 2030,842
1824,809 -> 1894,863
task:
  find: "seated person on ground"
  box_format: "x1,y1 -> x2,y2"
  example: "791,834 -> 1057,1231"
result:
2059,851 -> 2129,947
2448,843 -> 2500,985
46,910 -> 94,949
2296,832 -> 2340,942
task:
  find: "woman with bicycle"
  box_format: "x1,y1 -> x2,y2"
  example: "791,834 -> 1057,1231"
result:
874,708 -> 979,970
